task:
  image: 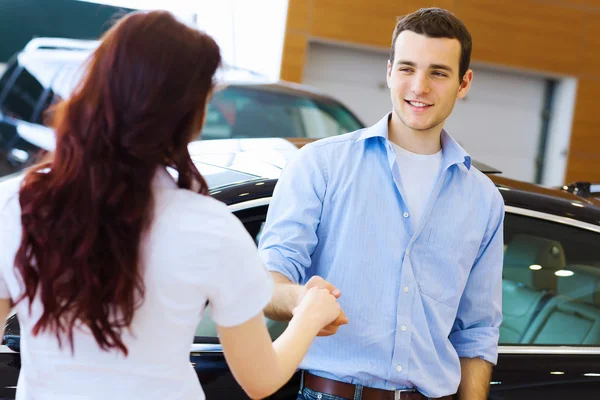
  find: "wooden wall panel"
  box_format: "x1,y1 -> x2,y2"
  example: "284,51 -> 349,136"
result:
281,0 -> 600,183
279,32 -> 309,83
311,0 -> 454,48
560,0 -> 600,7
566,78 -> 600,182
456,0 -> 586,75
286,0 -> 311,32
581,12 -> 600,76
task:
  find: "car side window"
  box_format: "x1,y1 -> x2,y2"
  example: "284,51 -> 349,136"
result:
197,86 -> 363,142
193,205 -> 287,343
0,65 -> 46,123
500,211 -> 600,346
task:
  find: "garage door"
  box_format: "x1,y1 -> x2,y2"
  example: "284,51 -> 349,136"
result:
303,41 -> 549,182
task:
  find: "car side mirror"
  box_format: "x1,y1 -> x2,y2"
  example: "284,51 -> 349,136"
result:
2,334 -> 20,352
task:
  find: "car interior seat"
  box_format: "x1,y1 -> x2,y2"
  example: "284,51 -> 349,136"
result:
520,265 -> 600,345
500,234 -> 566,343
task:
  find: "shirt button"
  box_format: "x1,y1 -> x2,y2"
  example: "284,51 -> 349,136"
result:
404,286 -> 409,293
403,212 -> 409,218
405,249 -> 410,256
396,365 -> 403,372
401,325 -> 407,332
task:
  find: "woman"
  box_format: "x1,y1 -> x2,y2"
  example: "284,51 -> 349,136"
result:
0,11 -> 343,400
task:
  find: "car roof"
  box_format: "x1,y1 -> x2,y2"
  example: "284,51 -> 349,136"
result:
218,80 -> 344,105
15,37 -> 342,106
203,143 -> 600,225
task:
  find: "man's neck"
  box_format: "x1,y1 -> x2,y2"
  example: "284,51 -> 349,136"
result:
388,112 -> 443,155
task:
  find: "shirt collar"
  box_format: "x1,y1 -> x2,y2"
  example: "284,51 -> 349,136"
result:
357,112 -> 472,171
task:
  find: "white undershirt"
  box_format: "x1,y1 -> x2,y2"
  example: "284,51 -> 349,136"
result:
391,142 -> 443,231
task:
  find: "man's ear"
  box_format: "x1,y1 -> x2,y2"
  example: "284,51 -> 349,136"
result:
457,69 -> 473,100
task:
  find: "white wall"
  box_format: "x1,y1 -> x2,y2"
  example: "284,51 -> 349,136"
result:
542,78 -> 577,187
444,66 -> 546,183
302,41 -> 578,183
303,41 -> 391,126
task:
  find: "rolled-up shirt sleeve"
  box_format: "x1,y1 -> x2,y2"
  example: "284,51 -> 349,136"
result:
449,190 -> 504,365
258,144 -> 327,284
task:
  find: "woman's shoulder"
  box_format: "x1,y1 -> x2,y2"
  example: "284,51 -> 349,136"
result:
168,188 -> 232,219
154,187 -> 244,239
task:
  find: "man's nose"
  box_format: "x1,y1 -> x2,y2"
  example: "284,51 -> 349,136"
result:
410,73 -> 430,96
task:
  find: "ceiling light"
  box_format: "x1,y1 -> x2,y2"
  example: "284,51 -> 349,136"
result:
529,264 -> 542,271
551,371 -> 565,375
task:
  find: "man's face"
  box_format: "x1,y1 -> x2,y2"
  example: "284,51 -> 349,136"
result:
387,30 -> 472,133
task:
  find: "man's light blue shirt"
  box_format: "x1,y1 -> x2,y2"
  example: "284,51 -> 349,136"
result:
258,114 -> 504,398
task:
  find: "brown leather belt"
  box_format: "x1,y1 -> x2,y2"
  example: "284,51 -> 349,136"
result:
304,372 -> 454,400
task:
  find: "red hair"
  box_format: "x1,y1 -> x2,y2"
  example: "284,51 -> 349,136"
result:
14,10 -> 221,355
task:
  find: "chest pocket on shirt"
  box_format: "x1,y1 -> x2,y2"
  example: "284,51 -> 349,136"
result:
415,227 -> 477,308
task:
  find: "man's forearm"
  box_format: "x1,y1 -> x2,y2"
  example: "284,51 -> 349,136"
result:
263,272 -> 302,321
458,357 -> 493,400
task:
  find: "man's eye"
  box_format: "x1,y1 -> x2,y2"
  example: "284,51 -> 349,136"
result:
433,71 -> 447,77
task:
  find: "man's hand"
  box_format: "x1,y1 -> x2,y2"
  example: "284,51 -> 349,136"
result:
296,276 -> 349,336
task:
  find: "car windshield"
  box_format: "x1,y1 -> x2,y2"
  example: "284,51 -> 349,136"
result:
198,85 -> 363,141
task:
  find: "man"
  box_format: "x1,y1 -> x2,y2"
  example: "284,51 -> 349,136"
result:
259,7 -> 504,400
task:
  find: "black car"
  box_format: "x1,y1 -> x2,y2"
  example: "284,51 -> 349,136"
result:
2,141 -> 600,399
560,182 -> 600,204
0,37 -> 363,178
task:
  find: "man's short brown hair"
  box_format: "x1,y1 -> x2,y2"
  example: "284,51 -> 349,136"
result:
390,8 -> 472,82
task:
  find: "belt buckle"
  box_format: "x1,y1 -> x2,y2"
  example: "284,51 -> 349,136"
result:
394,388 -> 418,400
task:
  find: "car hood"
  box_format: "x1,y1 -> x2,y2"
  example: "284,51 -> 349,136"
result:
188,138 -> 299,188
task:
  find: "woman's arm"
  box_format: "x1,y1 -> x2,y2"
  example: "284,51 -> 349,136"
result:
0,299 -> 10,338
217,286 -> 341,399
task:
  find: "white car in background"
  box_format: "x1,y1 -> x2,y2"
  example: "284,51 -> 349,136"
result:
0,37 -> 364,177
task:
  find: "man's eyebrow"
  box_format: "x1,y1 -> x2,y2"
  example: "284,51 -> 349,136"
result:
395,60 -> 416,67
395,60 -> 454,73
430,63 -> 453,72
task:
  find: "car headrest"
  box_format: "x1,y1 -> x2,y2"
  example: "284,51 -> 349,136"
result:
558,265 -> 600,306
503,234 -> 566,290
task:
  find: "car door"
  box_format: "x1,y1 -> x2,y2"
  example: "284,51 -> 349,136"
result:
1,310 -> 20,399
491,206 -> 600,399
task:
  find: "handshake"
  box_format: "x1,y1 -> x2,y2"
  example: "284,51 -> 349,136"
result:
290,276 -> 349,337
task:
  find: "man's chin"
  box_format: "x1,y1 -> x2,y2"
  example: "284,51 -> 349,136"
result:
406,121 -> 436,132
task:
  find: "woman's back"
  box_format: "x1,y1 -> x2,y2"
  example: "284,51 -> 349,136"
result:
0,168 -> 273,399
0,10 -> 344,399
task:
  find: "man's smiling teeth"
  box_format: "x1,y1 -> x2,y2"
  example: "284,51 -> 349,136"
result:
408,101 -> 430,107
